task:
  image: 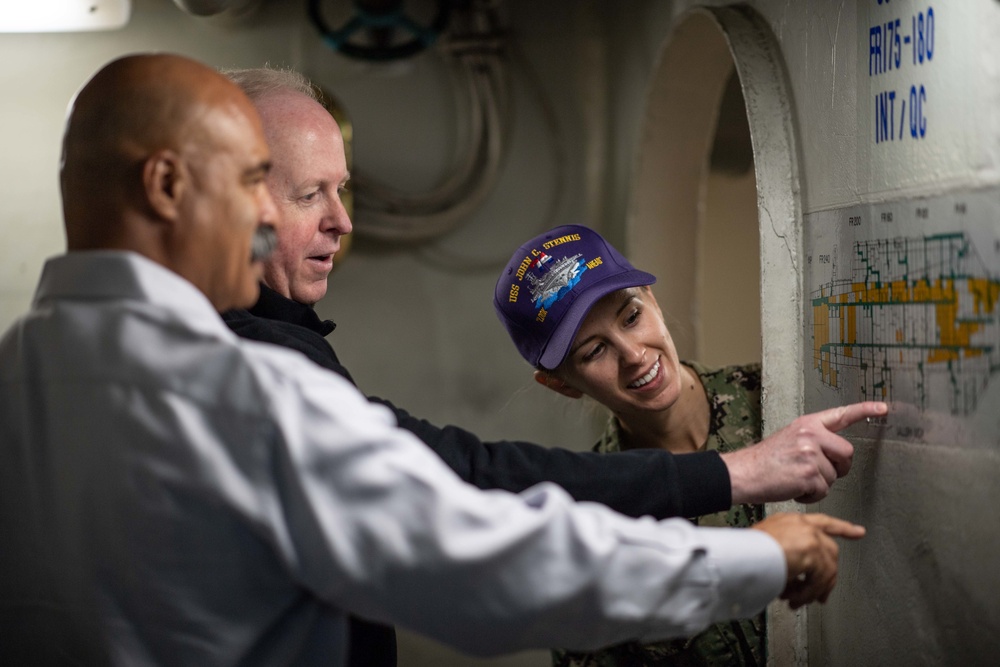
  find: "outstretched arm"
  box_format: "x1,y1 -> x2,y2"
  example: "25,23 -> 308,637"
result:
252,349 -> 787,654
378,398 -> 732,520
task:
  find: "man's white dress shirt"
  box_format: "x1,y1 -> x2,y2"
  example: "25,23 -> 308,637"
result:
0,251 -> 785,666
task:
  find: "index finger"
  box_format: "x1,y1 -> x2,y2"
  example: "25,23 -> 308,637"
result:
816,401 -> 887,432
801,513 -> 867,539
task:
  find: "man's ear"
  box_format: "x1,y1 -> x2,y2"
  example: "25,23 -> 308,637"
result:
533,370 -> 584,399
143,149 -> 185,221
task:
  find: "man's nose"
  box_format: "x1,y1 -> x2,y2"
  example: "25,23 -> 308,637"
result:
259,186 -> 279,226
320,197 -> 353,235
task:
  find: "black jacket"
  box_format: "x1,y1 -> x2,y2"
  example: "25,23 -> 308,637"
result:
222,284 -> 733,666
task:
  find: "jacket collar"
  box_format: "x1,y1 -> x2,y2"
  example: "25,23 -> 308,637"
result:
249,283 -> 336,337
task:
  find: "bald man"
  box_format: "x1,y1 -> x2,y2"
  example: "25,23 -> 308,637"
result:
0,54 -> 870,667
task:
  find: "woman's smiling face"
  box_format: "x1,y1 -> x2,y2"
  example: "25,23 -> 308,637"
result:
556,287 -> 684,418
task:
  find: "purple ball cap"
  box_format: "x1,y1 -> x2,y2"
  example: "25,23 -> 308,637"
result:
493,224 -> 656,370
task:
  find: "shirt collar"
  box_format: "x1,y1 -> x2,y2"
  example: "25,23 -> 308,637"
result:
249,283 -> 336,337
34,250 -> 234,339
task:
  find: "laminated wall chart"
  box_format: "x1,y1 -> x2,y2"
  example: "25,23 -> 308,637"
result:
804,191 -> 1000,446
804,3 -> 1000,448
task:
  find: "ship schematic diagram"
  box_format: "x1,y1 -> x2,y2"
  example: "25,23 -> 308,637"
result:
811,233 -> 1000,415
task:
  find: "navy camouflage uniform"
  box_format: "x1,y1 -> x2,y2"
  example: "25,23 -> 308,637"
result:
552,361 -> 764,667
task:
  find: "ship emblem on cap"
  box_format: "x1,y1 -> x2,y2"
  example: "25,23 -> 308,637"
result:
527,253 -> 588,310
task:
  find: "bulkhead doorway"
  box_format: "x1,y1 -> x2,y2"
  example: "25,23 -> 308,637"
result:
626,10 -> 761,368
626,7 -> 806,663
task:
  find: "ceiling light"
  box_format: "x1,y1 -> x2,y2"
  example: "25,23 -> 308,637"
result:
0,0 -> 131,33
